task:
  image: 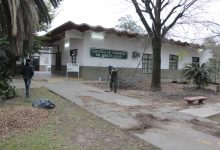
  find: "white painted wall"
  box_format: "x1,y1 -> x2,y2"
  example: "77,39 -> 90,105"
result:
33,50 -> 51,66
81,31 -> 151,68
51,29 -> 209,70
59,38 -> 84,66
161,43 -> 201,69
50,30 -> 84,66
51,45 -> 58,66
200,49 -> 213,64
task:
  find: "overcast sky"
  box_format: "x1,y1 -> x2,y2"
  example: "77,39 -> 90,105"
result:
50,0 -> 220,43
51,0 -> 134,29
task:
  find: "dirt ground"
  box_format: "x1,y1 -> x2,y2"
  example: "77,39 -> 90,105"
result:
87,81 -> 220,139
0,106 -> 51,141
87,81 -> 220,111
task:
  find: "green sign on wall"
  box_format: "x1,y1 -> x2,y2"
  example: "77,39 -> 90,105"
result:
90,48 -> 128,59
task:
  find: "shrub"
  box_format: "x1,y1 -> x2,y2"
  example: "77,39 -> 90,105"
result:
0,37 -> 16,99
182,63 -> 212,89
0,79 -> 16,99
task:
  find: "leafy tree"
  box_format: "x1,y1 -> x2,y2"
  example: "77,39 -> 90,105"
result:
116,15 -> 145,34
22,36 -> 47,58
182,63 -> 212,89
0,0 -> 62,56
131,0 -> 217,91
0,0 -> 61,99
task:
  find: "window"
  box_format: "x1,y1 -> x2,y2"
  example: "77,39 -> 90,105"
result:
169,54 -> 178,70
71,55 -> 76,63
142,54 -> 153,73
70,49 -> 77,63
192,57 -> 200,65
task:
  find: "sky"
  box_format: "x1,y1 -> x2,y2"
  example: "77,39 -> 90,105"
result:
51,0 -> 135,29
49,0 -> 220,43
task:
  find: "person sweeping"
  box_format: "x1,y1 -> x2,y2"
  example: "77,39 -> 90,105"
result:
108,66 -> 118,93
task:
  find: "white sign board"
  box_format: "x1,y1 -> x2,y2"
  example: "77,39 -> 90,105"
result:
66,63 -> 79,78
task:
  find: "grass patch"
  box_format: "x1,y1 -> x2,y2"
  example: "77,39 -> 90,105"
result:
0,87 -> 159,150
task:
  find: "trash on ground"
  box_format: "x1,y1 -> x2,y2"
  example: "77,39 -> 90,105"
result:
32,99 -> 55,109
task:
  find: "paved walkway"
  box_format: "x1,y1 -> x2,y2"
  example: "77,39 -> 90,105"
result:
12,73 -> 220,150
180,103 -> 220,117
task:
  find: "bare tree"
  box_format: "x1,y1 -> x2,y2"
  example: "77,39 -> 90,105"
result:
130,0 -> 214,91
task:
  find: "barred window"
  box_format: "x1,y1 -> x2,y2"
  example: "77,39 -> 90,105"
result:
142,54 -> 153,73
169,54 -> 178,70
70,49 -> 77,63
192,57 -> 200,65
71,55 -> 76,63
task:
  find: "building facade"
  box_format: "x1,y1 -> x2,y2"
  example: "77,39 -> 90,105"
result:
45,21 -> 210,82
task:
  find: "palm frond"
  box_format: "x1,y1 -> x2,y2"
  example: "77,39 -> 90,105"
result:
182,62 -> 213,88
0,0 -> 62,55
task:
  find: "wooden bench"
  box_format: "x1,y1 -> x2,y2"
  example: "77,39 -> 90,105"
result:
184,96 -> 208,105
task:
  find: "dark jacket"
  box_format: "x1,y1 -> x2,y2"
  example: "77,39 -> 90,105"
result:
22,63 -> 34,79
108,66 -> 118,79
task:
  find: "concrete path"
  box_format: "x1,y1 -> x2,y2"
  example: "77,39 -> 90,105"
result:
43,81 -> 145,128
180,103 -> 220,117
136,122 -> 220,150
12,74 -> 220,150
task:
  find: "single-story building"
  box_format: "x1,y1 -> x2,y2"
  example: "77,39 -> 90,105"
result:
44,21 -> 211,82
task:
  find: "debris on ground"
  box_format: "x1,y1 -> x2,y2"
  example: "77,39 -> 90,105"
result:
32,99 -> 55,109
0,106 -> 50,141
87,81 -> 219,110
126,113 -> 171,133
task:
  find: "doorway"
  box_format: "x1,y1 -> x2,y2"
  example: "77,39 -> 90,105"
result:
32,56 -> 40,71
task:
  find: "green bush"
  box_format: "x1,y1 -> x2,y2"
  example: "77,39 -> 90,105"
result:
0,36 -> 16,99
182,63 -> 212,89
0,69 -> 16,99
0,79 -> 16,99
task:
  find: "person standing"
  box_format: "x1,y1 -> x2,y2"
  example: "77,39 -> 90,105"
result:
108,66 -> 118,93
21,59 -> 34,98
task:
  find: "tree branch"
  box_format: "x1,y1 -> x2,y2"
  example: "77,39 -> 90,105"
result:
132,0 -> 153,37
162,0 -> 198,36
161,2 -> 182,26
161,0 -> 172,11
141,0 -> 156,25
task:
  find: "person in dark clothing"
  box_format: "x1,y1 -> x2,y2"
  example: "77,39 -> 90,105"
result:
21,59 -> 34,98
108,66 -> 118,93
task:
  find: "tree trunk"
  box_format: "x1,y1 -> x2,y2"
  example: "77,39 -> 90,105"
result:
10,55 -> 16,76
8,35 -> 18,76
150,37 -> 162,91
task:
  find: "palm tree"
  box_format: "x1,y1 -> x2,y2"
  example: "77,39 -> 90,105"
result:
182,63 -> 212,89
0,0 -> 62,56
